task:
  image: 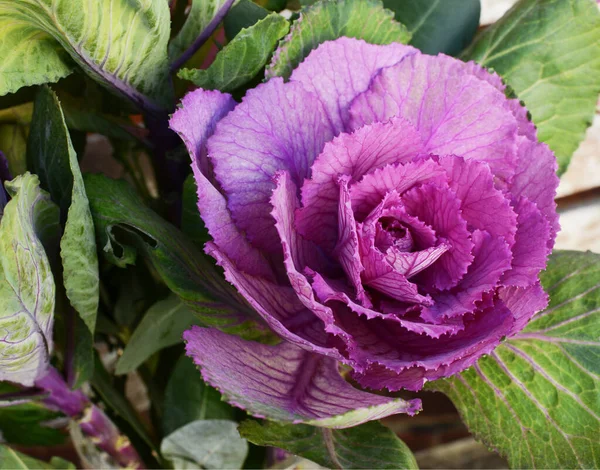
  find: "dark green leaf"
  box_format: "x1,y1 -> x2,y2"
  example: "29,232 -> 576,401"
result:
0,174 -> 59,386
179,13 -> 289,92
85,174 -> 275,342
224,0 -> 269,40
161,420 -> 248,469
267,0 -> 411,79
383,0 -> 480,55
431,250 -> 600,469
116,296 -> 202,375
28,86 -> 99,336
462,0 -> 600,174
0,445 -> 74,469
240,420 -> 418,469
0,0 -> 173,110
181,175 -> 210,246
163,355 -> 235,435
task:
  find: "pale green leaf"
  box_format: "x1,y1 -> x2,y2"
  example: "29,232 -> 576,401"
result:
0,0 -> 173,109
161,420 -> 248,470
163,355 -> 235,436
0,173 -> 59,386
169,0 -> 231,63
431,250 -> 600,469
267,0 -> 411,79
28,86 -> 99,338
224,0 -> 269,40
0,445 -> 74,469
179,13 -> 289,92
240,420 -> 418,469
462,0 -> 600,174
0,21 -> 73,96
383,0 -> 480,55
115,296 -> 202,375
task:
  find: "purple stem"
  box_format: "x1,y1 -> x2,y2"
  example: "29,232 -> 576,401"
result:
35,368 -> 145,469
169,0 -> 236,73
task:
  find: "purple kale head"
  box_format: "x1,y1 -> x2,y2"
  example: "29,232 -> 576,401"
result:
171,38 -> 559,392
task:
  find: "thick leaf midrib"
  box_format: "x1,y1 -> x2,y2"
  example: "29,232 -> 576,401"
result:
1,0 -> 166,113
407,0 -> 440,34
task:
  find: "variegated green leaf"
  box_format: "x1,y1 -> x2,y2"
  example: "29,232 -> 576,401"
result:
0,173 -> 60,386
0,0 -> 173,110
0,21 -> 73,96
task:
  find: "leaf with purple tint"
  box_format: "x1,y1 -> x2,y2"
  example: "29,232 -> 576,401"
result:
0,173 -> 60,386
431,251 -> 600,469
184,327 -> 421,427
169,0 -> 235,67
0,0 -> 173,111
240,419 -> 418,469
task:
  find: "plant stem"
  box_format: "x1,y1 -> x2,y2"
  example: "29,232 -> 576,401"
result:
35,367 -> 145,469
169,0 -> 236,73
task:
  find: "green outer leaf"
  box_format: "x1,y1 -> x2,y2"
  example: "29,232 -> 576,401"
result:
163,355 -> 235,436
0,445 -> 74,469
169,0 -> 230,62
0,0 -> 173,109
240,420 -> 418,469
431,251 -> 600,469
0,173 -> 59,386
115,296 -> 202,375
161,420 -> 249,470
267,0 -> 411,79
28,86 -> 100,336
0,21 -> 73,96
224,0 -> 269,40
462,0 -> 600,174
84,174 -> 275,343
383,0 -> 480,55
179,13 -> 289,92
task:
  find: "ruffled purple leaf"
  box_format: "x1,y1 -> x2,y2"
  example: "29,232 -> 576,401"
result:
184,326 -> 421,427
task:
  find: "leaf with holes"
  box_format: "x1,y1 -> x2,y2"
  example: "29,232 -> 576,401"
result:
240,420 -> 418,469
84,173 -> 275,343
0,0 -> 173,110
179,12 -> 289,92
0,173 -> 60,386
266,0 -> 411,79
462,0 -> 600,174
383,0 -> 480,55
431,250 -> 600,469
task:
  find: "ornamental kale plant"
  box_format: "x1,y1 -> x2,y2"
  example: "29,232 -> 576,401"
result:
0,0 -> 599,469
